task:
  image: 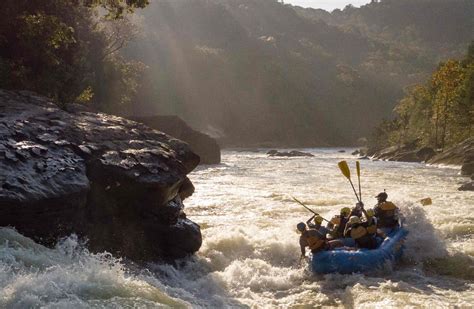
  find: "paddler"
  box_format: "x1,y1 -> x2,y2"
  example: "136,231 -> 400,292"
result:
326,207 -> 351,239
373,191 -> 400,234
306,215 -> 329,238
297,222 -> 328,260
343,216 -> 377,249
350,201 -> 364,217
363,208 -> 378,236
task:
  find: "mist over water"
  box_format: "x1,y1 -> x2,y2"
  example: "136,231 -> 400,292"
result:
1,149 -> 473,307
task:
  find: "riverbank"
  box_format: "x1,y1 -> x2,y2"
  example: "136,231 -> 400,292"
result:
357,138 -> 474,191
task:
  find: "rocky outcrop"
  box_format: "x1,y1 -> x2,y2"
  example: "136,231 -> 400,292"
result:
0,90 -> 202,262
132,116 -> 220,165
458,182 -> 474,191
267,150 -> 314,157
428,138 -> 474,165
371,144 -> 421,162
370,139 -> 474,166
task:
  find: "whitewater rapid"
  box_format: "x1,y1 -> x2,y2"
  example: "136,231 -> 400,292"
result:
1,149 -> 473,307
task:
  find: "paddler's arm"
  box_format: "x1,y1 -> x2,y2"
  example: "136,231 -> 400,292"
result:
306,214 -> 316,227
299,237 -> 306,258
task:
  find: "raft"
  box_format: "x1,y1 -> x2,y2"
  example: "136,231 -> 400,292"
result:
311,227 -> 408,274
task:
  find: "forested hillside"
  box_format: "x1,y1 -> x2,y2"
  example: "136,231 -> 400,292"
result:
124,0 -> 472,146
1,0 -> 472,146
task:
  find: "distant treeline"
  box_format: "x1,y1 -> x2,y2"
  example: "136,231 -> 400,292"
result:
369,43 -> 474,152
1,0 -> 473,147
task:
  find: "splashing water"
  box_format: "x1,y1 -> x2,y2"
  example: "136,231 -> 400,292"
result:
0,149 -> 473,307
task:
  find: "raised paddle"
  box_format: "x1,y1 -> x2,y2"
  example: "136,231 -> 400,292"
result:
338,160 -> 360,202
292,196 -> 330,223
356,161 -> 362,202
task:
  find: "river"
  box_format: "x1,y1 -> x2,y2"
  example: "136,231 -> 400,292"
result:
1,149 -> 473,307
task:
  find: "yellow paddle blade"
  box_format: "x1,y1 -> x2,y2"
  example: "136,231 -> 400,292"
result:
338,160 -> 351,179
356,161 -> 361,177
420,197 -> 432,206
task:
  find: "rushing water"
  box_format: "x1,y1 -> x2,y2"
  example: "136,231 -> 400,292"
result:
1,149 -> 473,308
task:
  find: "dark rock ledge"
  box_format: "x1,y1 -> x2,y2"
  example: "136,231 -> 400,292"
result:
0,90 -> 202,262
132,115 -> 221,165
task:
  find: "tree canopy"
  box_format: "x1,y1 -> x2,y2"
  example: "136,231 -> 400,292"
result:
0,0 -> 148,108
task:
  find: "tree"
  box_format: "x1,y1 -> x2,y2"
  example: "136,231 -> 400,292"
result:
0,0 -> 148,108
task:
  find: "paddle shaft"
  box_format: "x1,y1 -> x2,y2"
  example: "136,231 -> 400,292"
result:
357,174 -> 362,202
348,178 -> 360,202
292,197 -> 330,223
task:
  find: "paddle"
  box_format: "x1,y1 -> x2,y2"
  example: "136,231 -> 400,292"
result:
292,196 -> 330,223
338,160 -> 360,202
356,161 -> 362,202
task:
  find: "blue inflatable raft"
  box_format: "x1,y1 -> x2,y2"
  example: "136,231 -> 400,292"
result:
311,228 -> 409,274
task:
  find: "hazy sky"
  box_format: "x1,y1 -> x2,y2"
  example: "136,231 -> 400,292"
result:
286,0 -> 371,11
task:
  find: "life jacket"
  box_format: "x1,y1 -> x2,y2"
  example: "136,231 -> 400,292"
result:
375,201 -> 399,228
330,216 -> 341,226
303,229 -> 326,252
350,224 -> 368,240
366,217 -> 377,235
349,223 -> 377,249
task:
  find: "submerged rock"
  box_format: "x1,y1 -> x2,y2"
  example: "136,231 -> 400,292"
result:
267,150 -> 314,157
132,115 -> 221,165
0,90 -> 202,262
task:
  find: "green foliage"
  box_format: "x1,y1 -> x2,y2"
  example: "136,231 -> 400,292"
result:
370,43 -> 474,150
0,0 -> 147,110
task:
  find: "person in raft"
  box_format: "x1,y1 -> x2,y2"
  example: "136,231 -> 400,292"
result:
373,191 -> 400,234
326,207 -> 351,239
306,214 -> 329,238
297,222 -> 328,260
343,215 -> 378,249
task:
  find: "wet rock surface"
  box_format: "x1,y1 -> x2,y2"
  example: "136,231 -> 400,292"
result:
0,90 -> 202,262
132,115 -> 221,165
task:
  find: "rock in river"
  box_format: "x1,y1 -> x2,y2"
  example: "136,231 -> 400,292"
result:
132,115 -> 221,165
267,150 -> 314,157
0,90 -> 202,262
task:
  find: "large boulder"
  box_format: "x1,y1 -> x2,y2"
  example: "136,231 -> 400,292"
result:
0,90 -> 202,262
132,115 -> 221,165
461,162 -> 474,176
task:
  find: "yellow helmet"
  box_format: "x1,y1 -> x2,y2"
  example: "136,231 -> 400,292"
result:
341,207 -> 351,216
314,216 -> 323,224
349,216 -> 360,225
366,209 -> 375,217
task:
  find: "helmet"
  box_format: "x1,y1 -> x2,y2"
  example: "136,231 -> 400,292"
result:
375,192 -> 388,201
314,216 -> 323,224
296,222 -> 306,232
349,216 -> 360,225
366,208 -> 375,217
340,207 -> 351,216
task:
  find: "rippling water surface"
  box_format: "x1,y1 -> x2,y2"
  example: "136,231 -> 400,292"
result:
1,149 -> 473,308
